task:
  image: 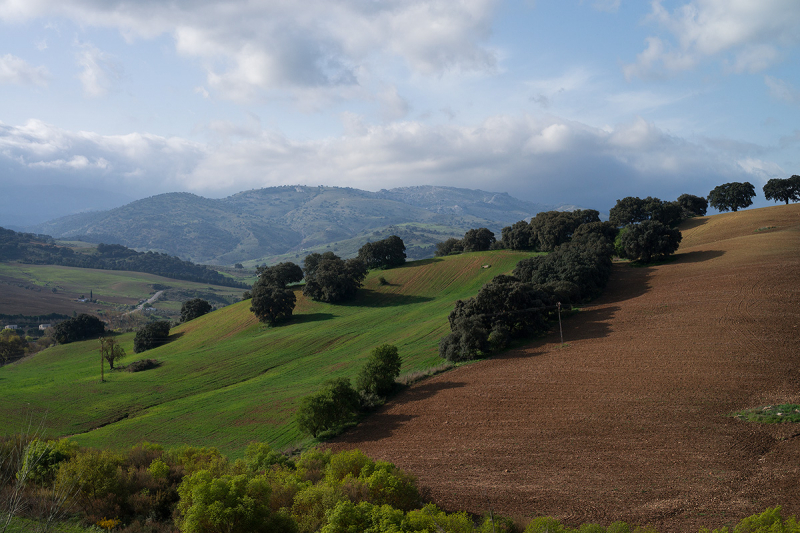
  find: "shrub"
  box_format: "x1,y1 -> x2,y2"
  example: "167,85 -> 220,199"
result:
133,321 -> 171,353
355,344 -> 402,398
127,359 -> 161,372
295,378 -> 360,438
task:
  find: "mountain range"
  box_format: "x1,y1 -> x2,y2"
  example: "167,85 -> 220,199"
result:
26,185 -> 576,265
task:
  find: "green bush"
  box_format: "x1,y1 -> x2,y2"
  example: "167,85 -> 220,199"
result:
355,344 -> 402,398
295,378 -> 360,438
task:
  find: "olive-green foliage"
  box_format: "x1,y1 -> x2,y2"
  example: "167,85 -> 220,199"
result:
0,329 -> 27,364
99,336 -> 126,370
355,344 -> 402,398
54,314 -> 105,344
133,321 -> 170,353
20,438 -> 76,485
55,448 -> 125,518
698,507 -> 800,533
243,442 -> 290,472
176,469 -> 296,533
295,378 -> 360,438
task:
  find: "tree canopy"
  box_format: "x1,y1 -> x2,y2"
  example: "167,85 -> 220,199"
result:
255,262 -> 303,288
355,344 -> 402,397
616,220 -> 682,263
250,283 -> 296,326
609,197 -> 682,227
460,228 -> 496,252
295,378 -> 360,438
708,182 -> 756,212
357,235 -> 406,269
763,176 -> 800,205
53,314 -> 106,344
676,194 -> 708,217
180,298 -> 212,322
133,321 -> 170,353
99,336 -> 126,370
302,252 -> 367,303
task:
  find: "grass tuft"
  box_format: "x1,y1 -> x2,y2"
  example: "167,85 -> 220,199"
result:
730,404 -> 800,423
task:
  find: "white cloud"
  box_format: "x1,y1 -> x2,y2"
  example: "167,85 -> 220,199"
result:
736,158 -> 785,182
0,115 -> 768,211
0,53 -> 49,86
75,42 -> 121,98
592,0 -> 621,13
1,0 -> 499,104
625,0 -> 800,78
765,75 -> 800,105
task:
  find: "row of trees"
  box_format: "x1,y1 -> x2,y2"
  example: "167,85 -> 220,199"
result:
435,227 -> 497,256
249,235 -> 406,326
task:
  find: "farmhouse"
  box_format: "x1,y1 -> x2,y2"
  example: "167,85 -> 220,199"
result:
39,324 -> 51,330
3,325 -> 19,330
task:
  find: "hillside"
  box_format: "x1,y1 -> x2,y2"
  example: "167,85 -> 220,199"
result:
25,185 -> 564,265
0,250 -> 536,455
328,204 -> 800,531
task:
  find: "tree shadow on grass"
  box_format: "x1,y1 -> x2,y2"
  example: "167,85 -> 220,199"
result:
396,258 -> 442,269
345,289 -> 434,308
167,331 -> 185,342
291,312 -> 336,324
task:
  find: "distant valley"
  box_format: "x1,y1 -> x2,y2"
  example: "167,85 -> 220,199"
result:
26,185 -> 578,265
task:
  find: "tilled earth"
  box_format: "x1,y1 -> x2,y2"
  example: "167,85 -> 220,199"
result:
328,205 -> 800,532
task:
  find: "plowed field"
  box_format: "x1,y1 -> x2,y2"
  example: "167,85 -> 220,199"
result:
329,205 -> 800,532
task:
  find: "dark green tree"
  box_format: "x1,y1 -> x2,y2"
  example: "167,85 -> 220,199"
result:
434,238 -> 463,256
0,329 -> 27,364
357,236 -> 406,269
53,314 -> 106,344
708,182 -> 756,212
617,220 -> 682,263
676,194 -> 708,216
302,253 -> 367,303
295,378 -> 360,438
133,321 -> 170,353
355,344 -> 402,397
461,228 -> 496,252
500,220 -> 536,250
255,262 -> 303,288
609,197 -> 648,226
250,284 -> 296,325
530,210 -> 600,251
180,298 -> 212,322
763,176 -> 800,205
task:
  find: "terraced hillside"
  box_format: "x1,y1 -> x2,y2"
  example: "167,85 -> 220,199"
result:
0,250 -> 534,456
328,204 -> 800,532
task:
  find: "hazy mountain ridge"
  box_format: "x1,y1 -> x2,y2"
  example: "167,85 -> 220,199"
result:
26,185 -> 565,265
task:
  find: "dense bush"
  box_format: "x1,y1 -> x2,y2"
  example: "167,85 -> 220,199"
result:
53,314 -> 106,344
180,298 -> 212,322
500,210 -> 600,251
133,321 -> 171,353
255,262 -> 304,288
250,283 -> 297,325
358,235 -> 406,269
295,378 -> 361,438
610,197 -> 682,227
127,359 -> 161,372
355,344 -> 402,398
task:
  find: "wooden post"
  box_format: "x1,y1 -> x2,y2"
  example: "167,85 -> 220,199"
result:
557,302 -> 564,346
100,338 -> 105,383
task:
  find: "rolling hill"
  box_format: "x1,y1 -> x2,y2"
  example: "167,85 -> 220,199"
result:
25,185 -> 571,265
0,249 -> 536,456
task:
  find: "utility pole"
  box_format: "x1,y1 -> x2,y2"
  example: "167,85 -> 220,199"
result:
557,302 -> 564,346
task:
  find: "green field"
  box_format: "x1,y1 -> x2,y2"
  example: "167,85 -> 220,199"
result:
0,251 -> 533,457
0,263 -> 245,318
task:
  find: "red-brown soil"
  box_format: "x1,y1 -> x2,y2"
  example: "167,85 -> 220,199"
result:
328,204 -> 800,532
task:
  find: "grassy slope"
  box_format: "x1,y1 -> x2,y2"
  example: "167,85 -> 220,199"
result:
0,250 -> 533,456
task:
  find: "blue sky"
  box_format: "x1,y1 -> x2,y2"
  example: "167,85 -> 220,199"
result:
1,0 -> 799,226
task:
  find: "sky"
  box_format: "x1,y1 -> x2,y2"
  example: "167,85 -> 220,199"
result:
1,0 -> 799,226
